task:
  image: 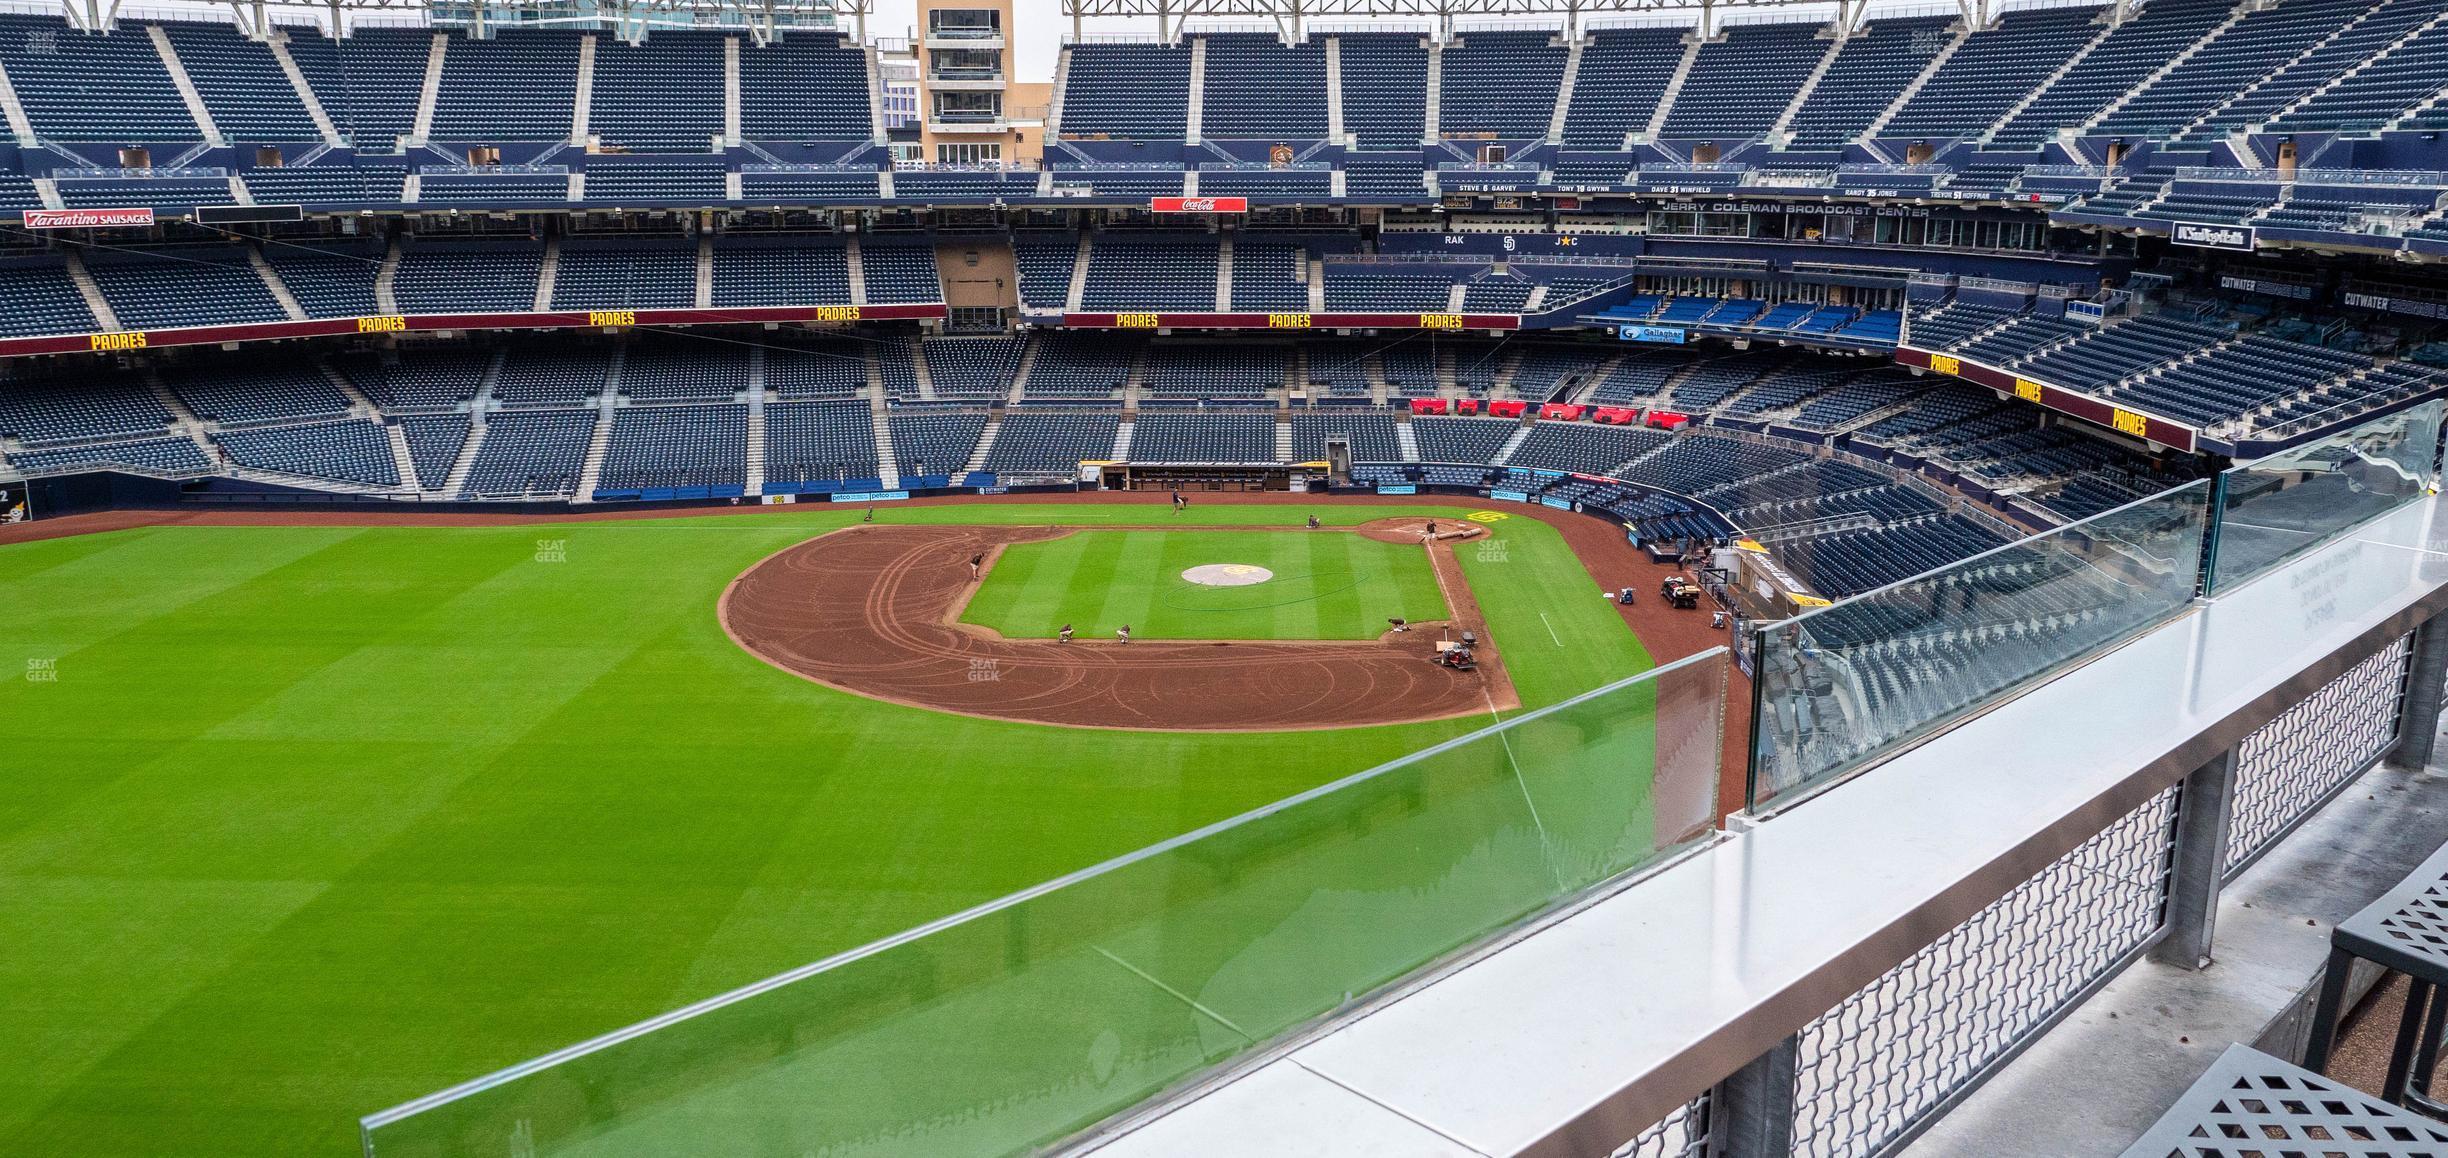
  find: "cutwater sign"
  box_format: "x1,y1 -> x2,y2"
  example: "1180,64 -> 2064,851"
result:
831,490 -> 911,503
2171,221 -> 2256,251
1617,324 -> 1688,344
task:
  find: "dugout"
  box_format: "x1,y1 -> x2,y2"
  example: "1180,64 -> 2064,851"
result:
1100,462 -> 1312,492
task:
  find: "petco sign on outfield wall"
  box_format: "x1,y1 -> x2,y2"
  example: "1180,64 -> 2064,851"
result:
1149,197 -> 1249,213
23,208 -> 155,229
2171,221 -> 2256,252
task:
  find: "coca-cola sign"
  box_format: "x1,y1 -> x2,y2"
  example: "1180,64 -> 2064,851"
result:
23,207 -> 156,229
1149,197 -> 1248,213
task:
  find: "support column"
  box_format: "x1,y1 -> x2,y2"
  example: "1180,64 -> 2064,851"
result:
2148,748 -> 2239,970
1707,1035 -> 1797,1157
2390,613 -> 2448,772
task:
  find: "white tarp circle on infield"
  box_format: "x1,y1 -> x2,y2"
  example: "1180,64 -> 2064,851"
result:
1180,564 -> 1274,588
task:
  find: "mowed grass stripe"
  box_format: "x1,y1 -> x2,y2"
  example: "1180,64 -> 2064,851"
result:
964,529 -> 1447,641
0,505 -> 1654,1155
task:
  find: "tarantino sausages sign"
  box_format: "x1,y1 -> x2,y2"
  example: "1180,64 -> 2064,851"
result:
23,207 -> 155,229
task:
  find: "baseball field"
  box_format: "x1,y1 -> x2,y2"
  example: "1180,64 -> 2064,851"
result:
0,498 -> 1668,1155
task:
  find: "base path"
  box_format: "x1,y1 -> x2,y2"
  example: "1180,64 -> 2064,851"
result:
722,523 -> 1516,731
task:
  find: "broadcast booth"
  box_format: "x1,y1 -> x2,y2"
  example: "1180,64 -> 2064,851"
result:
1097,462 -> 1322,492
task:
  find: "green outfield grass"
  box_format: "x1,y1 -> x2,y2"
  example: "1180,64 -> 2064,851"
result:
960,528 -> 1448,640
0,502 -> 1654,1156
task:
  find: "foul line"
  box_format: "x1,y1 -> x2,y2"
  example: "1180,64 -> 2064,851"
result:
1485,688 -> 1561,892
1095,947 -> 1257,1044
1538,611 -> 1563,647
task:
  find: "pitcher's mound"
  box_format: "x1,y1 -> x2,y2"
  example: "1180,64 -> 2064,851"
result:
1181,563 -> 1274,587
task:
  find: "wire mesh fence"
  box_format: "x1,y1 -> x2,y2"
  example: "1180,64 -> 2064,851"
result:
2224,633 -> 2412,877
1612,1094 -> 1710,1158
1789,785 -> 2180,1158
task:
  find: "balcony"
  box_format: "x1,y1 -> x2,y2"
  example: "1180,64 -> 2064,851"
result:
927,68 -> 1007,92
923,27 -> 1003,50
924,115 -> 1008,136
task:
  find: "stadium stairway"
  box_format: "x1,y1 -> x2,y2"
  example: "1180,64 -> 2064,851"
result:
1007,338 -> 1039,404
2263,8 -> 2448,129
908,344 -> 935,402
574,364 -> 621,500
410,31 -> 446,144
1544,30 -> 1585,145
383,421 -> 418,487
2078,1 -> 2253,131
1863,22 -> 1971,139
435,351 -> 505,497
1184,36 -> 1206,145
570,32 -> 596,145
962,417 -> 1000,476
64,252 -> 120,331
1273,417 -> 1294,461
439,418 -> 487,496
146,24 -> 225,146
1214,236 -> 1233,311
868,396 -> 898,488
1491,421 -> 1533,465
265,31 -> 342,144
1065,235 -> 1092,313
1979,16 -> 2117,144
1646,34 -> 1702,140
248,247 -> 308,321
1111,416 -> 1134,460
143,373 -> 219,460
1394,417 -> 1420,462
533,236 -> 560,311
1765,27 -> 1845,142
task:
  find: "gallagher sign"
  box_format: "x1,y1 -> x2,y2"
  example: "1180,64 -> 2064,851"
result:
1150,196 -> 1248,213
23,207 -> 155,229
2171,221 -> 2256,252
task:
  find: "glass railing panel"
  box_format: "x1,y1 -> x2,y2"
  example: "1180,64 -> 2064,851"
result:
2208,399 -> 2443,594
1749,481 -> 2213,809
363,650 -> 1727,1157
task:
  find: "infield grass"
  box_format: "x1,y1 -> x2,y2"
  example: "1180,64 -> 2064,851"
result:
0,502 -> 1655,1156
960,528 -> 1448,640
